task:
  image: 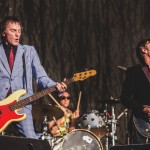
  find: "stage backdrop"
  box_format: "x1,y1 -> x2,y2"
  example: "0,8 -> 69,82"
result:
0,0 -> 150,145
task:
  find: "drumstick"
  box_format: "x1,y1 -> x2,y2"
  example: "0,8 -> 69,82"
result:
48,93 -> 61,108
48,93 -> 67,115
77,91 -> 82,110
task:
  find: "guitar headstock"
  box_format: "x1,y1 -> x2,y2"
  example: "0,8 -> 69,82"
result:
73,70 -> 97,81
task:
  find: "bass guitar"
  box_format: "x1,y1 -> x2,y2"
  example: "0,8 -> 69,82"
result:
0,70 -> 96,133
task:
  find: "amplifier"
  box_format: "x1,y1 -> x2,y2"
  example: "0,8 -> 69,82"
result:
0,135 -> 51,150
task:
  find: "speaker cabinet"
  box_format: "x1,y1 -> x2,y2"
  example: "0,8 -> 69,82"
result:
110,144 -> 150,150
0,135 -> 51,150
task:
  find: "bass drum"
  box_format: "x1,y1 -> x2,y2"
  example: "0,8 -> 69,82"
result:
56,129 -> 103,150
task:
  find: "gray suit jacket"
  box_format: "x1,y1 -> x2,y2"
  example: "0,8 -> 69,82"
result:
0,44 -> 56,99
0,43 -> 56,138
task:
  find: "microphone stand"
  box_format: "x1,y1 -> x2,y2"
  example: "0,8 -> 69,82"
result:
117,109 -> 129,144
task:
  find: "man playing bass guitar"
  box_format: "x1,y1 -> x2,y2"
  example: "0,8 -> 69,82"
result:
0,16 -> 67,139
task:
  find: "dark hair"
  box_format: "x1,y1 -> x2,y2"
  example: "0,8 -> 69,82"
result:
136,38 -> 150,65
56,89 -> 72,101
0,16 -> 22,40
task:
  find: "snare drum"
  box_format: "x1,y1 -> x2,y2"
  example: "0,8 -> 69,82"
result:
53,129 -> 103,150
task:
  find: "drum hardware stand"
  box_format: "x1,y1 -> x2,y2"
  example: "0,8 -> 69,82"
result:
103,104 -> 108,124
40,116 -> 49,140
110,106 -> 117,146
125,111 -> 130,144
40,116 -> 56,150
105,132 -> 110,150
87,124 -> 91,130
117,109 -> 129,144
77,123 -> 82,129
104,105 -> 117,150
103,101 -> 129,149
103,103 -> 111,150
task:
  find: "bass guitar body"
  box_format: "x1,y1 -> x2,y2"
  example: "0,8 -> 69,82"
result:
0,90 -> 26,133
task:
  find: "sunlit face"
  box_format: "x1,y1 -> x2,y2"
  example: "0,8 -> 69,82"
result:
2,21 -> 21,46
59,92 -> 71,108
146,42 -> 150,56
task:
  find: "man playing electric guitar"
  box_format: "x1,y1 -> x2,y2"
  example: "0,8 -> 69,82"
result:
121,39 -> 150,144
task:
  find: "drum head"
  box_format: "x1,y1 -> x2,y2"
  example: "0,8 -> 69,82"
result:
61,129 -> 103,150
79,111 -> 105,128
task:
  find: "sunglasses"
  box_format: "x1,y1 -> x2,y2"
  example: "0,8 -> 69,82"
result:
59,96 -> 71,100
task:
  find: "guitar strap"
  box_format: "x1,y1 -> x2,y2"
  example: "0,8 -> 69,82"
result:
22,51 -> 27,90
142,66 -> 150,83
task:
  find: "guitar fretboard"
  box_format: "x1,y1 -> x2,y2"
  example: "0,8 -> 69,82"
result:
10,78 -> 74,110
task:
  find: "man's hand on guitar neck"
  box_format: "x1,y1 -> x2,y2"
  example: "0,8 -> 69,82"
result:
55,78 -> 67,92
143,107 -> 150,117
56,82 -> 67,92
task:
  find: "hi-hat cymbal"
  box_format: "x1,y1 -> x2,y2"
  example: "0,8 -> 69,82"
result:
32,104 -> 64,121
100,96 -> 121,104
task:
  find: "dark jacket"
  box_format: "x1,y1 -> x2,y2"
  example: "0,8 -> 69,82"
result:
121,64 -> 150,117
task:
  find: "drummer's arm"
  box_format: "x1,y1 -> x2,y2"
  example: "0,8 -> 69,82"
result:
48,121 -> 56,129
69,119 -> 76,132
68,109 -> 80,132
48,119 -> 62,135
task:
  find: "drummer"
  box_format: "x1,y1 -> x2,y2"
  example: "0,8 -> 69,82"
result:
48,90 -> 80,137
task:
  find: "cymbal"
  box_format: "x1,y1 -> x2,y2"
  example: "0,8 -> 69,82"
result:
100,100 -> 121,104
32,104 -> 64,121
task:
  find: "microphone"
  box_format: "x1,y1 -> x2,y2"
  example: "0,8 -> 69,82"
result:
117,66 -> 127,71
117,109 -> 128,119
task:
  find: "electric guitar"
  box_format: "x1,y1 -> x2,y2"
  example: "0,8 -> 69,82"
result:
133,114 -> 150,138
0,70 -> 96,133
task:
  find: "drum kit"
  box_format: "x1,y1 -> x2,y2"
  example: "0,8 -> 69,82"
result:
76,99 -> 120,150
32,97 -> 128,150
33,104 -> 103,150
